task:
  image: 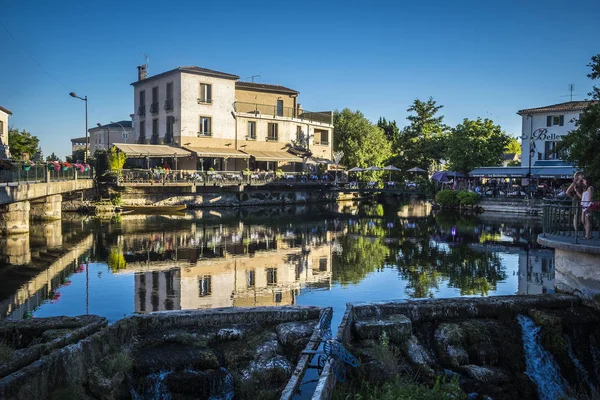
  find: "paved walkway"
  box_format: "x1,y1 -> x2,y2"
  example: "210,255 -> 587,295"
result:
539,231 -> 600,253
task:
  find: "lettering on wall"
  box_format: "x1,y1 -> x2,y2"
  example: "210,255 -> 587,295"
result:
531,128 -> 564,141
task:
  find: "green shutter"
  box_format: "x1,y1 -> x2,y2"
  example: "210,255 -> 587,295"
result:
559,115 -> 564,126
546,116 -> 552,126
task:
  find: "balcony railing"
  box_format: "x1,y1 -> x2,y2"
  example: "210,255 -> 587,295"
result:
150,102 -> 159,114
164,99 -> 174,111
233,102 -> 333,125
198,98 -> 213,104
137,105 -> 146,116
150,134 -> 160,145
198,132 -> 212,137
137,136 -> 148,144
0,161 -> 93,185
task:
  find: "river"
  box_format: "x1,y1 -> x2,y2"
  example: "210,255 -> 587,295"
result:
0,200 -> 554,330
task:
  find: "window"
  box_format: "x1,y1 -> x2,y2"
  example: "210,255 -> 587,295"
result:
138,120 -> 146,143
0,120 -> 3,136
199,116 -> 211,136
150,87 -> 159,114
266,268 -> 277,285
274,291 -> 283,303
165,82 -> 174,111
247,121 -> 256,139
546,115 -> 564,127
247,270 -> 255,287
277,100 -> 283,117
198,275 -> 212,297
296,126 -> 303,143
544,141 -> 561,160
122,130 -> 129,141
138,90 -> 146,116
320,130 -> 329,145
198,83 -> 212,103
319,258 -> 328,272
267,123 -> 278,141
165,116 -> 174,144
151,119 -> 159,144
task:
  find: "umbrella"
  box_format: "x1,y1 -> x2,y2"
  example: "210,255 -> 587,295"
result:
382,165 -> 401,181
364,166 -> 382,171
407,167 -> 426,173
446,171 -> 465,178
347,167 -> 364,172
431,171 -> 450,183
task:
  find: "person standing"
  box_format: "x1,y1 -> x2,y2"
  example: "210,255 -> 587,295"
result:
566,171 -> 585,232
581,177 -> 594,240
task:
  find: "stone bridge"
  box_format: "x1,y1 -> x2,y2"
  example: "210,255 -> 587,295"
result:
0,179 -> 93,235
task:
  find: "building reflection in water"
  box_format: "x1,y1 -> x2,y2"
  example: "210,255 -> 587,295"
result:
110,221 -> 334,313
518,249 -> 554,295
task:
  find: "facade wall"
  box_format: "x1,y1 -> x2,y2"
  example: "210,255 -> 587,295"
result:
235,88 -> 296,110
88,127 -> 135,154
0,110 -> 10,159
520,111 -> 582,167
133,72 -> 182,144
178,73 -> 236,142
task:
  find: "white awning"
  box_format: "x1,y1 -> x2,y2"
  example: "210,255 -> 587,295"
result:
242,150 -> 302,162
113,143 -> 192,158
183,146 -> 250,159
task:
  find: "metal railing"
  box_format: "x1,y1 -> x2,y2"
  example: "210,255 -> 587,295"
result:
542,199 -> 597,241
0,161 -> 93,185
233,102 -> 333,125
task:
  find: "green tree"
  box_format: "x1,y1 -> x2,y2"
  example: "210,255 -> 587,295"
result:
396,98 -> 449,174
46,152 -> 61,162
66,149 -> 87,164
505,137 -> 521,155
334,109 -> 392,169
446,118 -> 510,174
8,128 -> 41,161
377,117 -> 401,147
558,54 -> 600,184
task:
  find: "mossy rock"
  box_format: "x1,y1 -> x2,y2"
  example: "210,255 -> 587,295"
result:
529,309 -> 567,360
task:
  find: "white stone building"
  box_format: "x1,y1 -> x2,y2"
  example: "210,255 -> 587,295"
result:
0,105 -> 12,159
87,120 -> 134,154
517,101 -> 594,168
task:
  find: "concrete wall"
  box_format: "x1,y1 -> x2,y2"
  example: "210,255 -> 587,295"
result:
554,247 -> 600,297
88,126 -> 135,153
0,179 -> 93,205
235,87 -> 296,110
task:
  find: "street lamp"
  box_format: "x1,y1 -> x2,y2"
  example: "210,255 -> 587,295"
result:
522,114 -> 535,197
69,92 -> 88,162
110,121 -> 127,147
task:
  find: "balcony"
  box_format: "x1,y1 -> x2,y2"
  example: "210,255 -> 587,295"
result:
137,105 -> 146,116
197,132 -> 212,137
233,102 -> 333,125
164,99 -> 174,112
150,102 -> 159,114
197,98 -> 212,105
266,135 -> 279,142
137,136 -> 148,144
150,134 -> 160,145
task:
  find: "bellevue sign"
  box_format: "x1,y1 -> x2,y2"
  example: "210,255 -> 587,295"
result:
531,128 -> 565,141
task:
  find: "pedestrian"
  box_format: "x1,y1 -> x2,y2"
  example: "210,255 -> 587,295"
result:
566,171 -> 585,231
581,177 -> 594,240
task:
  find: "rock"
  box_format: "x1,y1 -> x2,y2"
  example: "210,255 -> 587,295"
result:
354,314 -> 412,344
134,344 -> 219,374
434,323 -> 469,368
254,337 -> 283,363
88,369 -> 125,400
40,329 -> 70,343
461,364 -> 511,385
216,327 -> 245,341
402,335 -> 435,376
166,368 -> 233,398
276,320 -> 316,354
242,355 -> 293,383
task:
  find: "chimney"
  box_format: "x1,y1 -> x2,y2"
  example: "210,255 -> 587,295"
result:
297,103 -> 303,115
137,65 -> 147,81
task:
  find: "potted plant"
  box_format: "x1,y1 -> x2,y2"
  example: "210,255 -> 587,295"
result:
61,161 -> 72,171
48,161 -> 60,171
587,202 -> 600,222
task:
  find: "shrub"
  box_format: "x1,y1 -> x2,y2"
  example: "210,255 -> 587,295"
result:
456,191 -> 480,206
102,352 -> 133,376
435,190 -> 458,207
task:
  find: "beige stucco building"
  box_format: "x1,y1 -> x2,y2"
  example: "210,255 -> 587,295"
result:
129,65 -> 334,172
87,120 -> 134,154
0,105 -> 12,159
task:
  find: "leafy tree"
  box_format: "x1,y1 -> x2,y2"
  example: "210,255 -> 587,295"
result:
8,128 -> 41,161
377,117 -> 401,147
107,146 -> 127,172
333,109 -> 392,170
505,137 -> 521,155
66,149 -> 87,164
558,54 -> 600,184
46,152 -> 61,162
395,98 -> 449,174
446,118 -> 510,174
332,236 -> 389,285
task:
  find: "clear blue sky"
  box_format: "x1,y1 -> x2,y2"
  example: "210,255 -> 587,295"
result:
1,0 -> 598,158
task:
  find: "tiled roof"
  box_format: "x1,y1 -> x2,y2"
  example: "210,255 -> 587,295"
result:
0,106 -> 12,115
71,137 -> 87,143
96,121 -> 133,129
517,101 -> 596,115
132,66 -> 239,86
236,81 -> 299,95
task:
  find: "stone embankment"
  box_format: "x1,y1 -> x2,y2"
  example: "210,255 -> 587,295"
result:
0,306 -> 329,400
315,294 -> 600,400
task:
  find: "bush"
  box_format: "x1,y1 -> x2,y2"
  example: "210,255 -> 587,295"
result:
456,191 -> 480,206
435,190 -> 458,207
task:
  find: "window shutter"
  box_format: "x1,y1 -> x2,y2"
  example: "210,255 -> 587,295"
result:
546,116 -> 552,127
207,85 -> 212,102
559,115 -> 564,126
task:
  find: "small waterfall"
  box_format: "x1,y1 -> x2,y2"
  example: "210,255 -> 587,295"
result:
565,336 -> 597,394
516,315 -> 569,400
131,371 -> 172,400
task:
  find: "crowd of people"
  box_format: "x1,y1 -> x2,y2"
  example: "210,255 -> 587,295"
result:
566,171 -> 595,240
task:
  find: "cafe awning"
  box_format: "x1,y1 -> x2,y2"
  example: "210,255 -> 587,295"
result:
242,150 -> 302,162
469,167 -> 529,178
531,166 -> 577,179
113,143 -> 192,158
183,146 -> 250,159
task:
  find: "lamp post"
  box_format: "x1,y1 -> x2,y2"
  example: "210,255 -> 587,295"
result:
110,121 -> 127,147
522,114 -> 535,197
69,92 -> 88,162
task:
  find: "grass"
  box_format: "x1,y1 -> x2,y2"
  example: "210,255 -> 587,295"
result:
102,352 -> 133,376
0,342 -> 14,363
333,376 -> 467,400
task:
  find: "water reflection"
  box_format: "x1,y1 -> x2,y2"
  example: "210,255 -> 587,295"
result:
0,201 -> 556,322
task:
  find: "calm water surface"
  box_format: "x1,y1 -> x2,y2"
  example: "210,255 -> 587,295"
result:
0,201 -> 554,329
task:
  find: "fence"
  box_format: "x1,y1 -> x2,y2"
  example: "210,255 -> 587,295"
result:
0,161 -> 94,185
541,199 -> 599,242
233,102 -> 333,125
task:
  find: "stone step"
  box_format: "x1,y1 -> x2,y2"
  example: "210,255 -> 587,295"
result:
353,314 -> 412,343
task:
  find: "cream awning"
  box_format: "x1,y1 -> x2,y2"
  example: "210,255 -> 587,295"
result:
113,143 -> 192,158
183,146 -> 250,159
242,150 -> 302,162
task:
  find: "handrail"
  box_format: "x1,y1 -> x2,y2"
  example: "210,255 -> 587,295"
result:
233,102 -> 333,125
541,199 -> 583,243
0,161 -> 93,185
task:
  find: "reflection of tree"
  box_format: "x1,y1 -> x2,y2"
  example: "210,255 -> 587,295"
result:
107,247 -> 127,272
333,236 -> 390,285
